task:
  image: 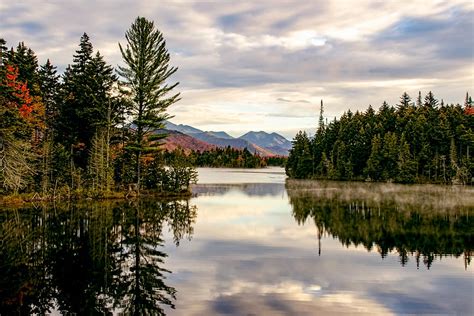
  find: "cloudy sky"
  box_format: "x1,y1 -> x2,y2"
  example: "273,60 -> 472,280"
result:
1,0 -> 473,138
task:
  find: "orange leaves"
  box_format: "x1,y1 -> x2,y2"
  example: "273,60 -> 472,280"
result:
19,104 -> 33,117
5,64 -> 17,82
3,64 -> 34,119
2,63 -> 46,145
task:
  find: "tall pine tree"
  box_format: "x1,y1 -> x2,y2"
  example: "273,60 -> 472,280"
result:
118,16 -> 180,189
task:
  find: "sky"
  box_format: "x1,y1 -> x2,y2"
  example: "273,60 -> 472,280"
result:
1,0 -> 473,139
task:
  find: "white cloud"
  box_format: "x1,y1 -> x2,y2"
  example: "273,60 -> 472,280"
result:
1,0 -> 472,137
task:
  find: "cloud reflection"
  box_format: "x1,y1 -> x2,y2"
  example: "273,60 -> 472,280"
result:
163,179 -> 473,315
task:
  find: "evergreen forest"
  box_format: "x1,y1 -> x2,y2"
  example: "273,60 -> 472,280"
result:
0,17 -> 196,199
286,93 -> 474,184
160,147 -> 287,168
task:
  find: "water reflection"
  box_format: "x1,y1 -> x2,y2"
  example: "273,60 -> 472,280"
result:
287,180 -> 473,269
0,199 -> 196,315
167,179 -> 473,315
196,167 -> 287,184
192,183 -> 286,197
1,171 -> 473,315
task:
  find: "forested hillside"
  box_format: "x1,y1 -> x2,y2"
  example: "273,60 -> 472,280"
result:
164,121 -> 292,156
159,147 -> 287,168
286,93 -> 474,184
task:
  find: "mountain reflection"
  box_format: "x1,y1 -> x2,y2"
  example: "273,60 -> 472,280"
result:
287,181 -> 473,269
0,199 -> 197,315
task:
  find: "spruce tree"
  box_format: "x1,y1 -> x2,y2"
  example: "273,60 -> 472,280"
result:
38,59 -> 60,192
0,38 -> 7,67
318,99 -> 325,132
398,92 -> 411,110
450,137 -> 458,180
59,33 -> 117,170
424,91 -> 438,108
416,91 -> 422,108
286,131 -> 312,178
9,42 -> 39,92
0,38 -> 8,97
397,133 -> 416,183
59,33 -> 95,160
39,59 -> 60,124
118,16 -> 180,189
366,135 -> 383,180
87,51 -> 117,128
382,132 -> 398,180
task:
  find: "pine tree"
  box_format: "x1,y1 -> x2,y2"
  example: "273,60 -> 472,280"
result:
59,33 -> 95,163
398,92 -> 411,110
118,16 -> 180,189
73,33 -> 93,72
38,59 -> 60,192
87,51 -> 118,128
39,59 -> 60,124
9,42 -> 39,92
450,137 -> 459,182
397,133 -> 416,183
382,132 -> 398,180
0,38 -> 7,68
59,34 -> 117,171
286,131 -> 312,178
366,135 -> 383,180
318,99 -> 325,132
416,91 -> 422,108
424,91 -> 438,109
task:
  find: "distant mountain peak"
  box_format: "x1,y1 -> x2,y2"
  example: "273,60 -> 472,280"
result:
165,121 -> 202,134
239,131 -> 292,156
204,131 -> 234,139
164,121 -> 291,156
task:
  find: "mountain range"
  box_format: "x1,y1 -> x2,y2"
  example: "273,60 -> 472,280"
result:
162,121 -> 292,156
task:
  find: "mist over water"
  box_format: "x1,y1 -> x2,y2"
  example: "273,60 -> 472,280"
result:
1,168 -> 472,315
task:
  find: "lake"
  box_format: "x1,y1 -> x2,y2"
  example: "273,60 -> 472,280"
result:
1,167 -> 473,315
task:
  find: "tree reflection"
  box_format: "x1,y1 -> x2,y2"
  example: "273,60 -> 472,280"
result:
288,187 -> 473,269
0,199 -> 197,315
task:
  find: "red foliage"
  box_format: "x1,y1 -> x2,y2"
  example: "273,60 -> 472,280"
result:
465,106 -> 474,115
3,64 -> 34,118
162,131 -> 216,153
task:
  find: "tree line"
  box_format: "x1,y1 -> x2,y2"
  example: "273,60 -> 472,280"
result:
286,93 -> 474,184
159,147 -> 287,168
0,17 -> 195,199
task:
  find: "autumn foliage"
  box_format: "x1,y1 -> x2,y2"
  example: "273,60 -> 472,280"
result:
3,63 -> 45,134
4,64 -> 34,117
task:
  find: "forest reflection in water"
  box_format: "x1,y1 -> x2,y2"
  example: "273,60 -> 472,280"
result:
0,199 -> 196,315
1,175 -> 473,315
286,179 -> 473,269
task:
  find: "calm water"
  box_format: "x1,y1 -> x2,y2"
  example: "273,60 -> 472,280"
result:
1,168 -> 473,315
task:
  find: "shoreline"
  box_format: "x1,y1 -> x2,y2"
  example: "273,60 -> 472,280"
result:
0,190 -> 193,208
